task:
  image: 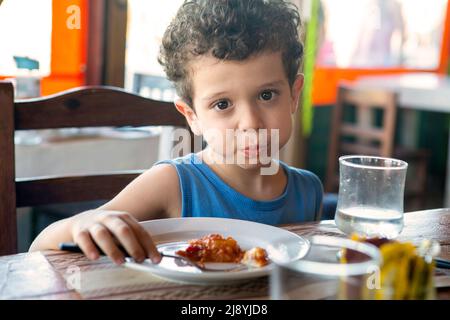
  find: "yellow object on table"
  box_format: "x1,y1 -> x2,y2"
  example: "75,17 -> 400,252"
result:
376,240 -> 436,299
341,235 -> 439,300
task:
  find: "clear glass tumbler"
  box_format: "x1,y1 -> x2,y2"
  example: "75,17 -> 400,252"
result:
270,236 -> 381,300
334,155 -> 408,239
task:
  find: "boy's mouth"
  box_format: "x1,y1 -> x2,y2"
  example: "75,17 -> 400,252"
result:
240,145 -> 268,157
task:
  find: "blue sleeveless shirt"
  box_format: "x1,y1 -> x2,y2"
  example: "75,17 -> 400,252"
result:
156,153 -> 323,225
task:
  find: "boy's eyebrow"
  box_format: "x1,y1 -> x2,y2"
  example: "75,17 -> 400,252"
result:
202,91 -> 229,101
202,80 -> 286,101
257,79 -> 286,88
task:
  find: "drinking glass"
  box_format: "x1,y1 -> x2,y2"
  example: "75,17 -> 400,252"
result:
270,236 -> 381,300
334,155 -> 408,239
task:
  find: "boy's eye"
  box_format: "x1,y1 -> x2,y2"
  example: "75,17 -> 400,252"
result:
214,100 -> 230,111
260,90 -> 275,101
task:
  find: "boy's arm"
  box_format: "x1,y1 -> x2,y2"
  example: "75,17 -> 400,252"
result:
29,164 -> 180,262
97,163 -> 181,220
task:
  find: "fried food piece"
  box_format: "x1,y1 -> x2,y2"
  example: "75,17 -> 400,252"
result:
176,234 -> 269,268
241,247 -> 269,267
176,234 -> 244,264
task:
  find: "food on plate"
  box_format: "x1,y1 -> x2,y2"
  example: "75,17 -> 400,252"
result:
241,247 -> 269,267
175,233 -> 269,267
176,234 -> 244,263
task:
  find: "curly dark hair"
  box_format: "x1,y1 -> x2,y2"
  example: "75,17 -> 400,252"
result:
158,0 -> 304,107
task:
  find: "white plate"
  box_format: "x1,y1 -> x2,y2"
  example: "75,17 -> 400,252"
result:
124,217 -> 310,284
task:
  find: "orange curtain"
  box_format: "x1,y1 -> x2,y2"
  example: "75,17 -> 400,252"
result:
41,0 -> 88,95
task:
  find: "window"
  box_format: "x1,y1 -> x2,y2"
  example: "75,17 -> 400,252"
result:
0,0 -> 87,96
0,0 -> 52,76
312,0 -> 450,104
125,0 -> 184,101
124,1 -> 186,159
317,0 -> 448,69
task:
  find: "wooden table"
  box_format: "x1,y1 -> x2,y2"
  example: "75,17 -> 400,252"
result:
1,209 -> 449,300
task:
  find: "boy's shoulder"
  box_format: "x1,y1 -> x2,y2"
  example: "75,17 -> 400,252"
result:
281,162 -> 323,193
282,161 -> 319,179
155,153 -> 197,166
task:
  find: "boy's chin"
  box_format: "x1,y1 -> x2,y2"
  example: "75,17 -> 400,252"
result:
236,159 -> 280,175
235,156 -> 275,170
236,162 -> 265,170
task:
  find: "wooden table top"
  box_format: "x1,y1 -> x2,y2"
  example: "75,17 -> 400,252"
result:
1,208 -> 449,300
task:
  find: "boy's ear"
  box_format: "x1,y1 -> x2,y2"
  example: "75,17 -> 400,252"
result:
174,99 -> 202,135
290,73 -> 304,114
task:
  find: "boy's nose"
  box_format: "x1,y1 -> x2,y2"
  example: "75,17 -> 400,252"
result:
238,105 -> 263,131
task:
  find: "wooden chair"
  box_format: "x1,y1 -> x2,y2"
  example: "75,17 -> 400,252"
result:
325,84 -> 429,207
0,81 -> 188,256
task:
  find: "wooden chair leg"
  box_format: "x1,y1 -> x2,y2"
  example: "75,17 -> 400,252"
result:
416,156 -> 429,209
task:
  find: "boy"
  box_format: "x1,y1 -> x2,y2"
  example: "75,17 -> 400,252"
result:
30,0 -> 323,265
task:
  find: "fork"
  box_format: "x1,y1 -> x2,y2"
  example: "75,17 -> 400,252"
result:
160,252 -> 248,272
58,242 -> 247,272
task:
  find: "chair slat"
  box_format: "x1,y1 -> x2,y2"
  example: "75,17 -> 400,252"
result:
15,86 -> 186,130
340,124 -> 385,140
339,89 -> 395,108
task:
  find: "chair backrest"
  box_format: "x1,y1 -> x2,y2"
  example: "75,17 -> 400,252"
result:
0,81 -> 188,255
325,84 -> 398,193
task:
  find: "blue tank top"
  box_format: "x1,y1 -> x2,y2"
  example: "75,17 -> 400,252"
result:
155,153 -> 323,225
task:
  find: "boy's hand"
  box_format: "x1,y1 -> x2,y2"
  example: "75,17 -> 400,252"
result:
70,210 -> 162,265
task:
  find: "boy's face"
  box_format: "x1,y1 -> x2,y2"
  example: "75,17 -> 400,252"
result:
176,51 -> 304,169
